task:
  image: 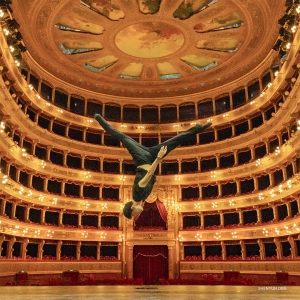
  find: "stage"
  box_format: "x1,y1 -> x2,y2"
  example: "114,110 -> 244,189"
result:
0,285 -> 299,300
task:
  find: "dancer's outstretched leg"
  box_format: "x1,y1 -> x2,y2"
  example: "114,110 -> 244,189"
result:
94,114 -> 152,166
148,122 -> 212,160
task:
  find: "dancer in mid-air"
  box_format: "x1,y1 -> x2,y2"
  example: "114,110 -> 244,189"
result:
94,114 -> 211,219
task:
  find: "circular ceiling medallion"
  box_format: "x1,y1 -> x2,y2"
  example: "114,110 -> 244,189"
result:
12,0 -> 283,99
115,22 -> 185,58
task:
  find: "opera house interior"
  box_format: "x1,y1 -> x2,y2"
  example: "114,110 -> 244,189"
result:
1,0 -> 300,291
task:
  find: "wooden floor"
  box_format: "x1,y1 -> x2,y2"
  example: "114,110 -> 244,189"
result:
0,285 -> 299,300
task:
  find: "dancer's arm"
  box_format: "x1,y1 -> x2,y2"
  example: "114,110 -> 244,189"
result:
138,146 -> 167,188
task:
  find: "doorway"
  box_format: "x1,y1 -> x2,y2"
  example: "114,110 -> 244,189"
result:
133,245 -> 168,285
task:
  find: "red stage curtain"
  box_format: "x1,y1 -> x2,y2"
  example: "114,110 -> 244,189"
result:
135,200 -> 167,228
133,245 -> 168,285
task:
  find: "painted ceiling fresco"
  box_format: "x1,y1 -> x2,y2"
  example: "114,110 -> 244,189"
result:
12,0 -> 282,97
55,0 -> 244,80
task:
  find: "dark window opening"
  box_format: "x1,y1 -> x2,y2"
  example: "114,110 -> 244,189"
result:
83,185 -> 99,200
41,82 -> 53,101
202,185 -> 218,199
248,81 -> 260,99
181,187 -> 199,200
65,183 -> 80,197
84,158 -> 100,172
183,215 -> 200,228
220,154 -> 235,168
123,106 -> 139,123
258,174 -> 270,190
87,101 -> 103,118
66,155 -> 82,169
221,182 -> 237,196
160,106 -> 177,123
235,121 -> 249,136
198,100 -> 213,118
243,210 -> 257,225
240,178 -> 254,194
52,122 -> 66,136
200,157 -> 216,171
251,114 -> 263,129
215,95 -> 230,115
104,104 -> 121,121
45,211 -> 59,226
102,187 -> 119,200
237,149 -> 251,165
181,160 -> 198,173
142,107 -> 159,123
70,96 -> 85,115
179,104 -> 195,121
232,89 -> 246,108
68,127 -> 83,141
217,127 -> 232,141
161,161 -> 179,175
261,207 -> 274,223
204,214 -> 220,228
50,150 -> 64,166
54,90 -> 68,109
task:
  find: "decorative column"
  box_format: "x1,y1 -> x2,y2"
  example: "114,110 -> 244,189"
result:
82,128 -> 87,142
46,145 -> 52,161
221,241 -> 226,260
43,177 -> 48,192
76,241 -> 81,260
28,173 -> 33,188
61,180 -> 66,196
231,122 -> 236,136
0,235 -> 4,256
24,206 -> 30,223
58,210 -> 63,227
258,239 -> 265,260
269,173 -> 275,188
178,158 -> 182,174
0,198 -> 6,215
79,184 -> 83,198
238,209 -> 244,226
216,154 -> 220,169
97,242 -> 101,260
81,154 -> 85,169
220,212 -> 224,227
288,236 -> 296,259
127,245 -> 134,279
201,242 -> 205,260
7,237 -> 16,259
38,240 -> 45,260
236,180 -> 241,195
240,240 -> 246,260
118,213 -> 122,230
256,207 -> 262,224
63,150 -> 68,166
197,157 -> 201,172
252,176 -> 259,192
168,245 -> 174,279
200,212 -> 204,229
98,212 -> 102,229
65,123 -> 70,138
217,182 -> 221,198
11,201 -> 17,219
78,211 -> 82,228
250,146 -> 255,161
179,213 -> 183,230
199,184 -> 203,200
21,238 -> 29,259
286,202 -> 292,219
272,205 -> 278,222
56,241 -> 62,260
274,238 -> 282,260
